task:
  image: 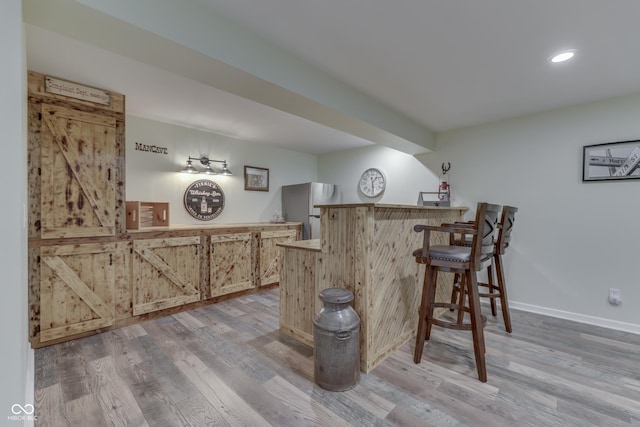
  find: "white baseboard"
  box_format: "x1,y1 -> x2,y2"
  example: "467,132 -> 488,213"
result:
508,301 -> 640,336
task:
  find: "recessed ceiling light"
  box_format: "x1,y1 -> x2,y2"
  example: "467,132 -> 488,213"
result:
549,49 -> 576,63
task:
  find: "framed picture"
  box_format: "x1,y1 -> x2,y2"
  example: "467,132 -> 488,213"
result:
244,165 -> 269,191
583,140 -> 640,182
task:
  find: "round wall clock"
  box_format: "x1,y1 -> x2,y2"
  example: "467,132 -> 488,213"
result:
359,168 -> 386,198
183,179 -> 225,220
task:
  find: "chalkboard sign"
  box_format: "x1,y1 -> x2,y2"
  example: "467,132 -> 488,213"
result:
183,180 -> 225,221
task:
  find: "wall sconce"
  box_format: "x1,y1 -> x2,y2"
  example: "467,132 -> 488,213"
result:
180,156 -> 232,175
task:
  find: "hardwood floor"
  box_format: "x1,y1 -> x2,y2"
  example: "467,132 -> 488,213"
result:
35,289 -> 640,426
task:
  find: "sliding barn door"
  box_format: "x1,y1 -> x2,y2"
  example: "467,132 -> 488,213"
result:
40,104 -> 116,239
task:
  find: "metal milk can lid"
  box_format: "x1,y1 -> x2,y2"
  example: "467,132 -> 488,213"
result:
319,288 -> 354,304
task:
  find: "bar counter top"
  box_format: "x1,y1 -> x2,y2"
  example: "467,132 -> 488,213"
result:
315,203 -> 468,211
277,238 -> 321,251
126,221 -> 301,234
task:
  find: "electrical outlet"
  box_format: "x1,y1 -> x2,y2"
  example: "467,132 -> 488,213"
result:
608,288 -> 622,305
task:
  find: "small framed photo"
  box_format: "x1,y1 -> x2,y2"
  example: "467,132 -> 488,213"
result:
583,140 -> 640,182
244,165 -> 269,191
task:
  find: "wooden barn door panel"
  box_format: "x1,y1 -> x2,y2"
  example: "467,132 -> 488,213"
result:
258,230 -> 297,286
132,237 -> 201,315
210,233 -> 254,298
40,104 -> 116,239
39,243 -> 116,342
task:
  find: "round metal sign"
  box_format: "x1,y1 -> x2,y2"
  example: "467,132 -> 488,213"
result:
183,179 -> 225,221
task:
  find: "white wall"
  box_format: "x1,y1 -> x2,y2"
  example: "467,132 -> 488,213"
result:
415,94 -> 640,331
318,95 -> 640,333
318,144 -> 440,204
1,0 -> 33,424
126,116 -> 318,224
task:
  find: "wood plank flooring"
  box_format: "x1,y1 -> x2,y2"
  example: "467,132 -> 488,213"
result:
35,289 -> 640,426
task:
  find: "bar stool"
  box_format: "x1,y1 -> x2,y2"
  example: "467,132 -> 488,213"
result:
412,202 -> 500,382
449,205 -> 518,332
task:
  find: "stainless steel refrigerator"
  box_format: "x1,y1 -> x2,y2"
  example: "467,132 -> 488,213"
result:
282,182 -> 342,240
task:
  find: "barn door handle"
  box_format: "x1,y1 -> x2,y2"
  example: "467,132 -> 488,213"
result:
109,253 -> 113,265
195,246 -> 198,256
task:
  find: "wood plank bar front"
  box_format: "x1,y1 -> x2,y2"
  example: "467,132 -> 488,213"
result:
278,203 -> 467,373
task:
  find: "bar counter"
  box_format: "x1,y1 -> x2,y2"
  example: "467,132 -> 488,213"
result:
278,203 -> 468,372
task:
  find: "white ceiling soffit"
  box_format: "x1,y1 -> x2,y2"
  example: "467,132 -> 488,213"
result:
23,0 -> 435,155
25,25 -> 375,155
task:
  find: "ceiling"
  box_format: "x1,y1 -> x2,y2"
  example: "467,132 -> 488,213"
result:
25,0 -> 640,155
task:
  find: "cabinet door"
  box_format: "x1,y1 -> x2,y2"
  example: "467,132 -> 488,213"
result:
258,229 -> 298,286
40,104 -> 116,239
210,232 -> 254,298
132,237 -> 201,315
39,243 -> 116,342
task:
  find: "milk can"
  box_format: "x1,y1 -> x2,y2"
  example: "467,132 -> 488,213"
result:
313,287 -> 360,391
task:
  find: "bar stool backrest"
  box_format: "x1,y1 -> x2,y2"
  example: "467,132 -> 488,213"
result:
496,206 -> 518,256
470,202 -> 501,270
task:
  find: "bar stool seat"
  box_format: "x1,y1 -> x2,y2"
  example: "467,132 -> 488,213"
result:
412,202 -> 500,382
414,245 -> 471,262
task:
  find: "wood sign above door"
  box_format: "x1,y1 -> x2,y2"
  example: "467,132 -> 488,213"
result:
45,76 -> 111,106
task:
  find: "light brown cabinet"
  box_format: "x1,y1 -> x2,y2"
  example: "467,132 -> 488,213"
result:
258,229 -> 298,286
31,224 -> 299,347
39,243 -> 117,342
132,236 -> 201,315
28,70 -> 126,347
210,232 -> 254,298
208,228 -> 299,297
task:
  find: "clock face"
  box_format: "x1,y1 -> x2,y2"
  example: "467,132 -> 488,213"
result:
359,168 -> 386,197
